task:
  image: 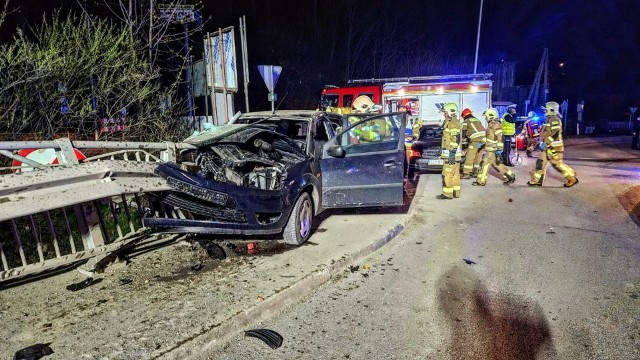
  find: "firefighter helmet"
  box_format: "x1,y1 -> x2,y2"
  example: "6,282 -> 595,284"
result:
483,108 -> 498,120
545,101 -> 560,115
461,108 -> 473,118
353,95 -> 379,113
527,111 -> 536,118
440,102 -> 458,117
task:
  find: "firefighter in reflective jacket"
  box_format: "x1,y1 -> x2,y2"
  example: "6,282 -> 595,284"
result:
437,103 -> 462,199
460,108 -> 486,179
528,101 -> 579,187
521,111 -> 540,157
472,108 -> 516,186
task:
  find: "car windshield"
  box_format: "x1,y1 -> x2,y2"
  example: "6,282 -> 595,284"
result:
184,114 -> 311,148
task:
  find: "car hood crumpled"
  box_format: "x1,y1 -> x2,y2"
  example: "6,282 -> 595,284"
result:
183,124 -> 251,147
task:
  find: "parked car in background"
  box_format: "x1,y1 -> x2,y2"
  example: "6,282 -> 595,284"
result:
406,125 -> 445,178
143,110 -> 407,245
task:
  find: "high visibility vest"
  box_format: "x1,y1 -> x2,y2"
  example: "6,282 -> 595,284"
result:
501,113 -> 516,136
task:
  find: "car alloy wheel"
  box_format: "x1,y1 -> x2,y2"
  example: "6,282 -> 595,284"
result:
283,192 -> 313,245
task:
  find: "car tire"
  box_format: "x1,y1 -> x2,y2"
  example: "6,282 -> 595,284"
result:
283,192 -> 313,245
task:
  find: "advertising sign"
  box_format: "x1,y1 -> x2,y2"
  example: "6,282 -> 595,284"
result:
204,28 -> 238,91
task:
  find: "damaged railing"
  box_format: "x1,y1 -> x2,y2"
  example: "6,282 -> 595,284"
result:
0,138 -> 195,283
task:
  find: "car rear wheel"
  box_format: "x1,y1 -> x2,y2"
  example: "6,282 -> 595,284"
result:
283,192 -> 313,245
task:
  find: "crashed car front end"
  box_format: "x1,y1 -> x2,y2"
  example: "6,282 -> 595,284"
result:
143,126 -> 318,235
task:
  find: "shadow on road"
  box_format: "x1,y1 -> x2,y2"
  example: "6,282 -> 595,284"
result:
437,266 -> 556,359
617,185 -> 640,228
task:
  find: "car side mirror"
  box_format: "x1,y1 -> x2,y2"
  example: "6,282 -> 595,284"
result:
327,145 -> 346,158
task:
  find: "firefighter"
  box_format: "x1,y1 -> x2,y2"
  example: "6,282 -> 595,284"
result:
350,95 -> 387,142
501,104 -> 517,166
437,103 -> 462,200
460,108 -> 486,179
527,101 -> 579,187
472,108 -> 516,186
520,111 -> 540,157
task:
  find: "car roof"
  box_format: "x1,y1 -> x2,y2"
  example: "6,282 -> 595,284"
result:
240,110 -> 325,120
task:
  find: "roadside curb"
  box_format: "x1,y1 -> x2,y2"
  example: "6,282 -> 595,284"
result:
162,178 -> 427,360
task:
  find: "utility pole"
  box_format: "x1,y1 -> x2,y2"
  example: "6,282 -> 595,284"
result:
473,0 -> 484,74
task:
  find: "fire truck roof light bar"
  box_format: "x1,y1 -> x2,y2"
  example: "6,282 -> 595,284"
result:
347,73 -> 493,85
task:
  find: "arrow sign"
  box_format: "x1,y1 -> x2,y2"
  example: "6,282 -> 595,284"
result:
258,65 -> 282,92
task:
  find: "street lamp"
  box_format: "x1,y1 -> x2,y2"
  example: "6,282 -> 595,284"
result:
473,0 -> 484,74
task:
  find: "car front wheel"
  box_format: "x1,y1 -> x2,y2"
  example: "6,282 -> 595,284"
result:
283,192 -> 313,245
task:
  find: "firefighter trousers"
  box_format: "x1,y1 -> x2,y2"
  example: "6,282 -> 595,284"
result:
476,151 -> 513,185
462,142 -> 484,175
442,162 -> 461,199
524,137 -> 538,155
529,149 -> 576,184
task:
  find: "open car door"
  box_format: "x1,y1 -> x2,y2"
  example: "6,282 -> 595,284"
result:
320,113 -> 406,208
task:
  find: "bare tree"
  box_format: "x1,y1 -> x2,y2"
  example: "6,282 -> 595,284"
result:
0,11 -> 188,142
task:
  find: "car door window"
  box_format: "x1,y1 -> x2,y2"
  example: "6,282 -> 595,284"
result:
336,114 -> 401,155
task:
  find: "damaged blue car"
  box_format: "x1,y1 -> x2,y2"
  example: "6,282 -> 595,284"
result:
143,110 -> 406,245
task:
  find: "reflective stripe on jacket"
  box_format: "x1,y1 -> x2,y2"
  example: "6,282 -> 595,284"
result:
464,115 -> 486,142
485,119 -> 504,152
540,114 -> 564,152
441,115 -> 462,159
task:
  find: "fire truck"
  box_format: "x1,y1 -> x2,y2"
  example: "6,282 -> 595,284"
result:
320,74 -> 494,176
321,74 -> 492,125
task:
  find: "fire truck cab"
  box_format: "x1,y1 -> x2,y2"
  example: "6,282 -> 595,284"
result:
320,85 -> 382,109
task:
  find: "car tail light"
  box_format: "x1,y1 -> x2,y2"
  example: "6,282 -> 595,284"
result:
410,149 -> 422,158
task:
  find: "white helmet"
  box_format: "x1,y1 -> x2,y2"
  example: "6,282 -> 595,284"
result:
527,111 -> 536,118
352,95 -> 381,113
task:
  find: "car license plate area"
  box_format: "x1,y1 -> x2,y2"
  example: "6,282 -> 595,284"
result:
427,159 -> 444,166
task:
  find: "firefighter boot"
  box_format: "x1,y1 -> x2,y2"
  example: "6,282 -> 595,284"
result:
527,175 -> 544,187
453,190 -> 460,198
564,176 -> 579,188
503,173 -> 516,186
460,173 -> 472,179
436,194 -> 453,200
526,150 -> 533,158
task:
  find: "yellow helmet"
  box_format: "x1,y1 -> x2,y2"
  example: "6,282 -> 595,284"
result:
545,101 -> 560,115
483,108 -> 498,120
440,102 -> 458,117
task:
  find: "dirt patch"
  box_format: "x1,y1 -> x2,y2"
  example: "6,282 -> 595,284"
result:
615,185 -> 640,227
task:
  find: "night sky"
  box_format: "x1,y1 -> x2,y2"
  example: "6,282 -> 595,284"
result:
2,0 -> 639,120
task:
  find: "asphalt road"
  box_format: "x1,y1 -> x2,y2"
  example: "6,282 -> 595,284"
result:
209,137 -> 640,359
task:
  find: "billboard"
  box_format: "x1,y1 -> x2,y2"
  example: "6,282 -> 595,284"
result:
204,28 -> 238,91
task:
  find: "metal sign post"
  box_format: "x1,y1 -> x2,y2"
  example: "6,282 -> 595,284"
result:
158,4 -> 202,123
258,65 -> 282,113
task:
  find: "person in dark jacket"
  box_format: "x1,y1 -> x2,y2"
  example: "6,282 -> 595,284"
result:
501,104 -> 517,166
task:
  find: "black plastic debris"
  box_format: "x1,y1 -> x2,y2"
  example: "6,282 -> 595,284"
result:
190,263 -> 204,272
201,241 -> 227,260
463,258 -> 477,265
362,273 -> 369,278
349,265 -> 359,273
244,329 -> 283,349
13,342 -> 53,360
66,278 -> 102,292
118,278 -> 133,286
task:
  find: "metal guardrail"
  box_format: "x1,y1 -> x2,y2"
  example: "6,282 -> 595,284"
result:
0,138 -> 195,282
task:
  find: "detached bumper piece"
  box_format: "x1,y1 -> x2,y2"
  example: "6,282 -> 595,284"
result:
244,328 -> 284,349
